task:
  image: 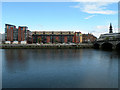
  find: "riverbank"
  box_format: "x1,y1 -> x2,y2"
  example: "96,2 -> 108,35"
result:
0,43 -> 94,49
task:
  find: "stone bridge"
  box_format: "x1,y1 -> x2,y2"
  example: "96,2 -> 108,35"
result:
93,40 -> 120,50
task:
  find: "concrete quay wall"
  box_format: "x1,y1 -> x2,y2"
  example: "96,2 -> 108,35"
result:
0,43 -> 94,49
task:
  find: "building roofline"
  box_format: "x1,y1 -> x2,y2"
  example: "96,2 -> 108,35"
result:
102,33 -> 120,35
18,26 -> 28,28
31,31 -> 78,32
5,24 -> 16,26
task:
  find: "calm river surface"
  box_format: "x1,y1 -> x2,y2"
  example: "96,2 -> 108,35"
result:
2,49 -> 119,88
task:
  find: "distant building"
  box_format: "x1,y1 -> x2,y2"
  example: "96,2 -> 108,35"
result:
0,33 -> 5,44
27,30 -> 32,44
2,33 -> 5,41
98,33 -> 120,41
0,33 -> 2,44
5,24 -> 32,44
5,24 -> 16,43
32,31 -> 82,44
4,24 -> 83,44
82,33 -> 97,43
17,26 -> 28,44
109,23 -> 113,33
98,23 -> 120,41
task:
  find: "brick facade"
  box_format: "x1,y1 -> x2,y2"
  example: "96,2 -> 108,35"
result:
5,24 -> 83,44
47,36 -> 50,43
82,33 -> 97,43
55,36 -> 59,43
64,36 -> 67,43
5,24 -> 31,44
74,32 -> 82,43
32,31 -> 82,44
18,27 -> 21,41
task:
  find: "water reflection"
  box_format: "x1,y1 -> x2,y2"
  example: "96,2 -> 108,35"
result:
2,49 -> 119,88
3,49 -> 29,73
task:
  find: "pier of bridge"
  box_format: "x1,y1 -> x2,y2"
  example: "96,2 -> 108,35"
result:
94,40 -> 120,50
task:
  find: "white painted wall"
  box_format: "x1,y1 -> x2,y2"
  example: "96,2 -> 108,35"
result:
21,41 -> 27,44
13,41 -> 18,44
5,41 -> 11,44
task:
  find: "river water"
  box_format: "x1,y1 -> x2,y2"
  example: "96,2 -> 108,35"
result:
1,49 -> 119,88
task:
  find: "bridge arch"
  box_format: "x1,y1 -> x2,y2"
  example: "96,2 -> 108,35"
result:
101,42 -> 113,50
94,43 -> 100,49
116,42 -> 120,50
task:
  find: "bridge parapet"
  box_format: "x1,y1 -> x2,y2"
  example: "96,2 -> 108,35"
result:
94,40 -> 120,50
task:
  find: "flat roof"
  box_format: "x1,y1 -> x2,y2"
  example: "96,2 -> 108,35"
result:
101,33 -> 120,35
32,31 -> 74,32
18,26 -> 28,28
5,24 -> 16,26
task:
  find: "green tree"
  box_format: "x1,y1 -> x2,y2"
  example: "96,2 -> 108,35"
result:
55,39 -> 58,43
105,37 -> 109,41
38,38 -> 42,44
112,36 -> 115,40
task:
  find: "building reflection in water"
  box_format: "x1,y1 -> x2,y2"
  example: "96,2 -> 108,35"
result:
3,49 -> 84,73
2,49 -> 119,88
4,49 -> 30,73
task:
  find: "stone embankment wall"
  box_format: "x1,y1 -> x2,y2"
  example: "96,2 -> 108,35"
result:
0,43 -> 93,49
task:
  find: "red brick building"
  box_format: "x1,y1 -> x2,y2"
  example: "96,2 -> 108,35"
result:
74,32 -> 82,43
5,24 -> 32,44
5,24 -> 16,43
82,33 -> 97,43
18,26 -> 28,43
32,31 -> 82,44
5,24 -> 82,44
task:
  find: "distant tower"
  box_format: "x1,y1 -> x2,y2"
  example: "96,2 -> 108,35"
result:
109,23 -> 113,33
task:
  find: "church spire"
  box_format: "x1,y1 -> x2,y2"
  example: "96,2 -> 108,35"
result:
109,23 -> 113,33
